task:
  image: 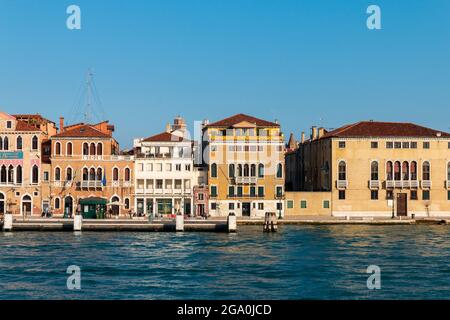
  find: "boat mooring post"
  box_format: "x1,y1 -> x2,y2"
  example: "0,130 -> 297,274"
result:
3,212 -> 13,232
74,213 -> 83,231
176,213 -> 184,232
227,212 -> 236,233
263,212 -> 278,232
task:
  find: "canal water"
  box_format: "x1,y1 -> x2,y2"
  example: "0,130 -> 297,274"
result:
0,225 -> 449,299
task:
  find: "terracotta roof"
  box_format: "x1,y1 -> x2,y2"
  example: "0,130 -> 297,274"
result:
52,124 -> 111,138
15,120 -> 39,132
142,132 -> 190,142
206,113 -> 280,128
322,121 -> 450,139
13,114 -> 55,124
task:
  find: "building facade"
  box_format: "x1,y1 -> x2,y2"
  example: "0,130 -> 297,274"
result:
202,114 -> 285,217
45,118 -> 134,217
285,121 -> 450,217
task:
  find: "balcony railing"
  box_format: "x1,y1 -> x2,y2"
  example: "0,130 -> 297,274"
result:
235,177 -> 258,184
336,180 -> 348,189
369,180 -> 380,189
421,180 -> 432,189
385,180 -> 419,189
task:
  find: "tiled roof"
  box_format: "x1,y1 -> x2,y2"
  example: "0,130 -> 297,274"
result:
52,124 -> 111,138
13,114 -> 55,124
142,132 -> 190,142
206,113 -> 280,128
15,120 -> 39,132
322,121 -> 450,138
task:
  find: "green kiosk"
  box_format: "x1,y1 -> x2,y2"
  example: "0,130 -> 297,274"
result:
79,197 -> 107,219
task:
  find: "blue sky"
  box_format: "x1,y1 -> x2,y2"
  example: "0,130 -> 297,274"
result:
1,0 -> 450,147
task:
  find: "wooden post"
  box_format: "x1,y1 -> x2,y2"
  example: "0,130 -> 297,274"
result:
227,212 -> 236,233
176,213 -> 184,232
3,213 -> 13,231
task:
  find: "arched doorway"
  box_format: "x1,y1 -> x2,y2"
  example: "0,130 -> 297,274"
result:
0,193 -> 5,215
111,196 -> 120,216
21,195 -> 32,217
64,196 -> 74,218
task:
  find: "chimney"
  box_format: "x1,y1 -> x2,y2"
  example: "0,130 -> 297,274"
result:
318,127 -> 325,139
59,117 -> 64,133
165,123 -> 171,133
301,132 -> 305,143
311,126 -> 318,140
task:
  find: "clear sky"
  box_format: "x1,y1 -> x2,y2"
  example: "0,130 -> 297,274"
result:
1,0 -> 450,148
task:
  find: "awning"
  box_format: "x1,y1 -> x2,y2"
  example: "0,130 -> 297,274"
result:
79,197 -> 107,205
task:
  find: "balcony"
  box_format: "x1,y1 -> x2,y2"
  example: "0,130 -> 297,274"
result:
385,180 -> 419,189
421,180 -> 432,189
336,180 -> 348,189
235,177 -> 258,184
80,181 -> 103,189
369,180 -> 380,189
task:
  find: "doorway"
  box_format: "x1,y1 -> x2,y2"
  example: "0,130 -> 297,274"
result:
21,195 -> 32,217
111,196 -> 120,216
0,193 -> 5,215
397,193 -> 407,216
64,196 -> 73,218
242,202 -> 251,217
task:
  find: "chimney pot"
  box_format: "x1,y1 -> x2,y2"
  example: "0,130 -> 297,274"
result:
59,117 -> 64,133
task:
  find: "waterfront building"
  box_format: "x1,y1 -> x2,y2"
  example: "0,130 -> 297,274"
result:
133,117 -> 202,217
285,121 -> 450,217
0,112 -> 57,216
45,118 -> 134,217
202,114 -> 285,217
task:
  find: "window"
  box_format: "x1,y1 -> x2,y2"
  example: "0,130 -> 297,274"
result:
0,137 -> 3,150
448,190 -> 450,201
258,203 -> 264,210
243,164 -> 249,177
32,136 -> 38,150
211,202 -> 217,210
394,142 -> 401,149
229,164 -> 235,178
402,161 -> 409,180
90,143 -> 96,155
228,203 -> 234,210
323,200 -> 330,209
250,186 -> 256,197
386,142 -> 393,149
287,200 -> 294,209
386,161 -> 393,180
32,165 -> 39,184
371,190 -> 378,200
276,202 -> 283,211
16,136 -> 23,150
423,142 -> 430,149
276,163 -> 283,178
258,186 -> 264,197
228,186 -> 235,197
55,142 -> 61,155
211,163 -> 217,178
371,142 -> 378,149
411,142 -> 417,149
394,161 -> 401,181
237,186 -> 243,197
55,168 -> 61,181
338,161 -> 346,180
448,142 -> 450,149
175,164 -> 181,171
411,161 -> 418,180
67,168 -> 73,181
371,161 -> 379,180
124,198 -> 130,210
97,143 -> 103,156
402,142 -> 410,149
386,190 -> 394,200
447,162 -> 450,181
210,186 -> 217,197
338,141 -> 346,148
16,165 -> 23,184
300,200 -> 307,209
113,168 -> 119,181
338,190 -> 346,200
165,163 -> 172,172
6,121 -> 12,129
198,193 -> 204,201
67,142 -> 73,156
83,143 -> 89,155
276,186 -> 283,198
250,164 -> 256,177
3,137 -> 8,150
411,190 -> 418,200
422,161 -> 430,180
423,190 -> 430,201
156,179 -> 163,189
124,168 -> 131,182
258,164 -> 264,178
55,198 -> 60,209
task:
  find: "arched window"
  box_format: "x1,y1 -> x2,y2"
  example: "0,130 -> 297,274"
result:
243,164 -> 249,177
7,165 -> 14,184
410,161 -> 418,180
211,163 -> 217,178
422,161 -> 430,180
338,161 -> 346,180
0,165 -> 6,183
394,161 -> 401,181
97,143 -> 103,156
67,142 -> 73,156
89,168 -> 96,181
229,164 -> 235,178
82,168 -> 88,181
32,165 -> 39,184
250,164 -> 256,177
32,136 -> 38,150
0,137 -> 3,150
16,165 -> 22,184
83,143 -> 89,156
17,136 -> 23,150
371,161 -> 379,180
386,161 -> 393,180
55,167 -> 61,181
97,168 -> 103,181
276,163 -> 283,178
124,198 -> 130,210
237,164 -> 243,177
66,167 -> 73,181
124,168 -> 131,181
402,161 -> 409,180
90,143 -> 96,156
55,198 -> 60,210
447,162 -> 450,181
258,164 -> 264,178
113,168 -> 119,181
3,137 -> 8,150
55,142 -> 61,155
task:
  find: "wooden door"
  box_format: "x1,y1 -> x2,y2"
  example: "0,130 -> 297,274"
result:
397,193 -> 407,216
